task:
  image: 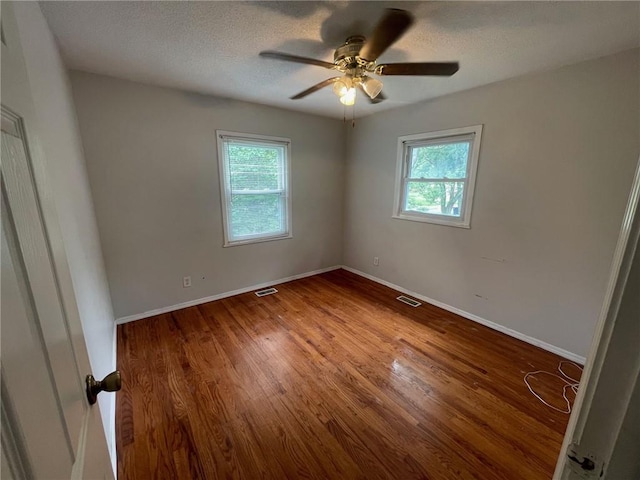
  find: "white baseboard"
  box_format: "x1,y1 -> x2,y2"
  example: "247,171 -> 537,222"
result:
115,266 -> 342,325
340,265 -> 586,365
115,264 -> 585,365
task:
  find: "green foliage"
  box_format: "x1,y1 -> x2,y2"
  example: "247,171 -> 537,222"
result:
228,144 -> 282,191
226,144 -> 286,237
230,194 -> 283,237
406,182 -> 464,216
406,142 -> 469,216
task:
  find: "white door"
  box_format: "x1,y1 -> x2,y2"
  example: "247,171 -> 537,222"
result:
554,157 -> 640,479
1,2 -> 114,479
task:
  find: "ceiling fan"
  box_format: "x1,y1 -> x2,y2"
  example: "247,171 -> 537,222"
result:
259,8 -> 459,106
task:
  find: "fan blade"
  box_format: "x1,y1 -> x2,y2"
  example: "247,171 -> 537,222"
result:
357,84 -> 386,104
260,51 -> 337,70
376,62 -> 459,76
359,9 -> 414,62
291,77 -> 341,99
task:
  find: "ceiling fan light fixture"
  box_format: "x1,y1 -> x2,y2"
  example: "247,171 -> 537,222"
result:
361,76 -> 383,99
339,87 -> 356,106
261,9 -> 460,108
332,76 -> 353,97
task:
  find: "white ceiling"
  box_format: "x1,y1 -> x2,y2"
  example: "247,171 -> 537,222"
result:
41,1 -> 640,119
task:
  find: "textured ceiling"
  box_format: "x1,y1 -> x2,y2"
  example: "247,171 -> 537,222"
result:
41,1 -> 640,119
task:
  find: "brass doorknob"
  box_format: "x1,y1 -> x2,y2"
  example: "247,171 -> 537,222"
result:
86,371 -> 122,405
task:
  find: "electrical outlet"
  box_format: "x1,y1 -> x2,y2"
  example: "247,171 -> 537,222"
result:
183,276 -> 191,288
373,256 -> 379,266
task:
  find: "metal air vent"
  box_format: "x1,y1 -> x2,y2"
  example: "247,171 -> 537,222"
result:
396,295 -> 421,307
255,287 -> 278,297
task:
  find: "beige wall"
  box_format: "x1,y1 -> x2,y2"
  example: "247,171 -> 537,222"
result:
69,71 -> 346,320
70,49 -> 639,360
343,49 -> 639,358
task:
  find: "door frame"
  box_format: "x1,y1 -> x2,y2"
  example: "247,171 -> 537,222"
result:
554,154 -> 640,478
1,1 -> 114,477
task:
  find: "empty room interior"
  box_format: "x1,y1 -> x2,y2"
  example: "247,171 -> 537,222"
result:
2,1 -> 640,479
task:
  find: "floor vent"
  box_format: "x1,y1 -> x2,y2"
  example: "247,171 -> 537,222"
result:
255,287 -> 278,297
396,295 -> 421,307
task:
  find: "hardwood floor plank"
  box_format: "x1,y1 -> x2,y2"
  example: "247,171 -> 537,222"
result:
117,269 -> 575,479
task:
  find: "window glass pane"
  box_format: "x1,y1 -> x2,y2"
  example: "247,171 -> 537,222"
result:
218,132 -> 291,245
228,144 -> 283,191
405,181 -> 465,217
230,193 -> 284,238
409,141 -> 470,179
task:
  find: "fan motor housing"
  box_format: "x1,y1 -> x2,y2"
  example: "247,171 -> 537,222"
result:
334,35 -> 366,69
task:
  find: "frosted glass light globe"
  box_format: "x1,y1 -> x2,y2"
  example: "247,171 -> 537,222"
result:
339,88 -> 356,106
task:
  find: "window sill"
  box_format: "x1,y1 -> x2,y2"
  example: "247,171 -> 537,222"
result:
223,233 -> 293,248
392,213 -> 470,229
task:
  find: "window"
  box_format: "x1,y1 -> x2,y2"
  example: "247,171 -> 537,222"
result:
217,131 -> 292,246
393,125 -> 482,228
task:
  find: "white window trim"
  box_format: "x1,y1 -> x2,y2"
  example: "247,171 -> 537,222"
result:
217,130 -> 293,247
392,125 -> 483,228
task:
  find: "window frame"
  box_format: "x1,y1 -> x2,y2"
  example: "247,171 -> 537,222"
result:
392,125 -> 483,228
216,130 -> 292,247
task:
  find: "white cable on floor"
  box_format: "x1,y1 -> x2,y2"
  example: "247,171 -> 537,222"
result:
558,360 -> 581,384
524,361 -> 583,414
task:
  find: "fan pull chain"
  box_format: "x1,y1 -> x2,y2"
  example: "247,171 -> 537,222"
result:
352,102 -> 356,128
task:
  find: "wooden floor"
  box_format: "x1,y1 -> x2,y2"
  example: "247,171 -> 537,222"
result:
116,269 -> 576,479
